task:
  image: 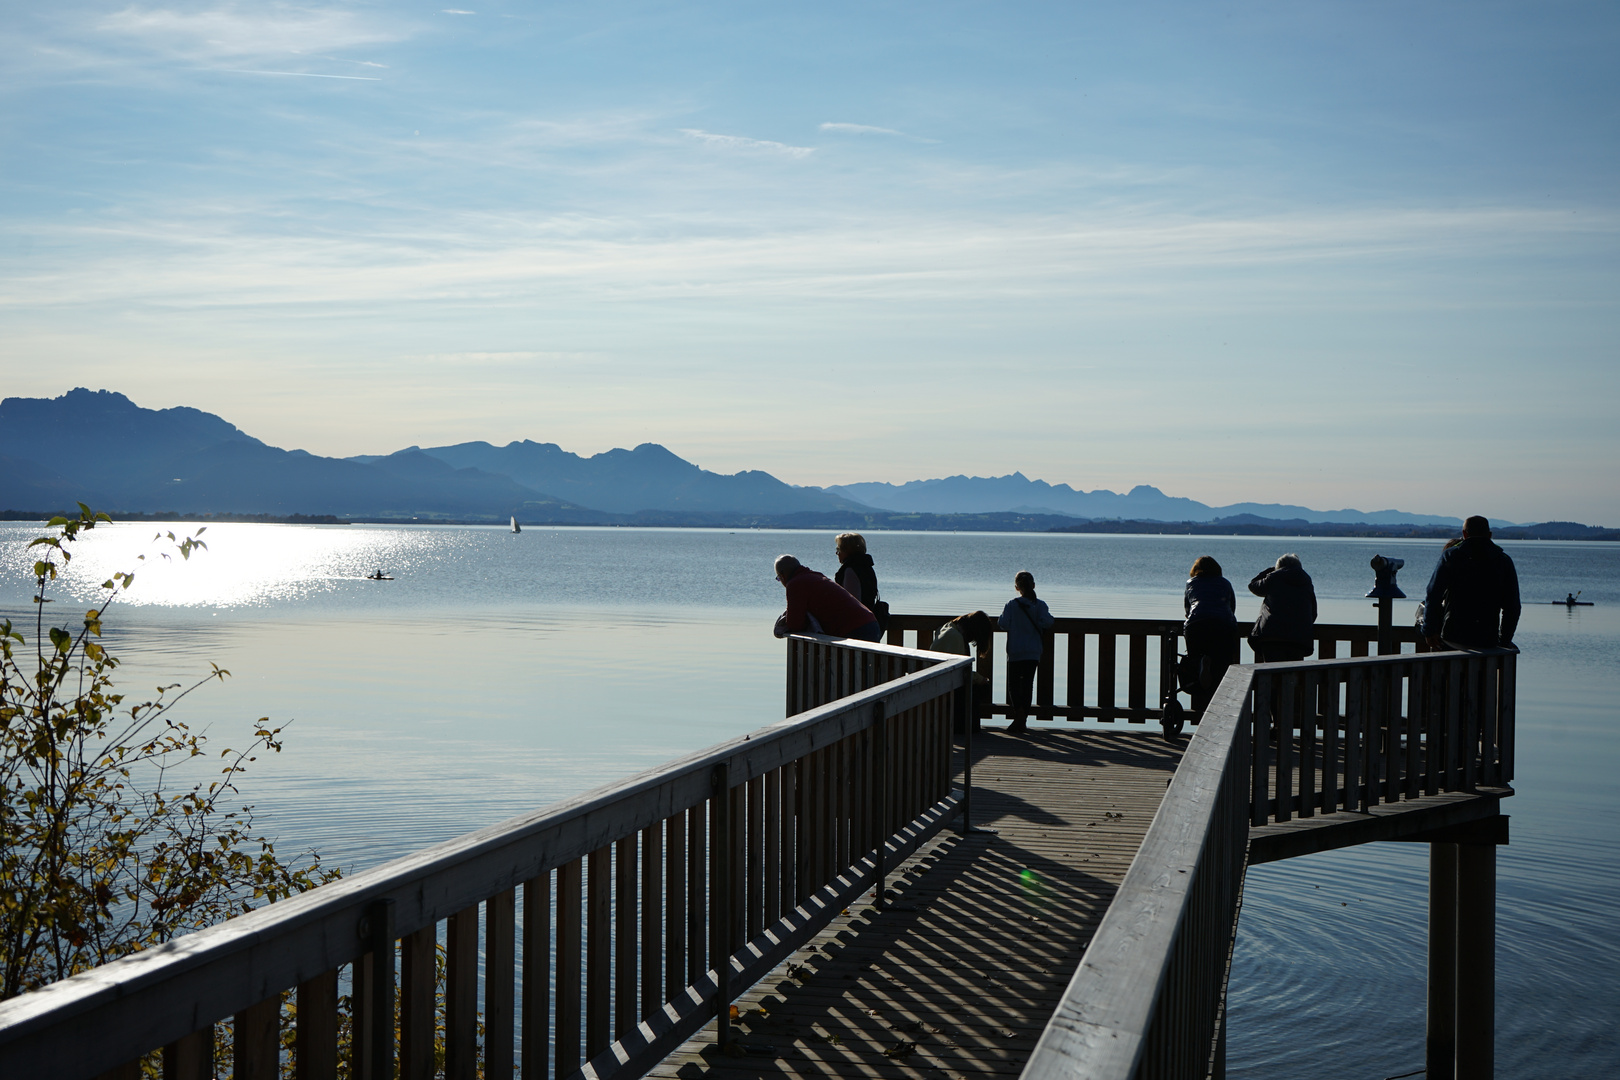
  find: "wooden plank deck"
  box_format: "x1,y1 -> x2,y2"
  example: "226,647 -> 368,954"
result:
645,729 -> 1184,1080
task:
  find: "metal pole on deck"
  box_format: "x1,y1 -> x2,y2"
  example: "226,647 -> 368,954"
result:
1367,555 -> 1406,656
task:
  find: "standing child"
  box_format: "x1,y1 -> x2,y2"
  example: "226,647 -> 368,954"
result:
998,571 -> 1054,734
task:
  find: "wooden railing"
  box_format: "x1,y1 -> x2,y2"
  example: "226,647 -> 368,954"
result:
887,614 -> 1423,726
1020,645 -> 1516,1080
1247,648 -> 1516,824
0,638 -> 972,1080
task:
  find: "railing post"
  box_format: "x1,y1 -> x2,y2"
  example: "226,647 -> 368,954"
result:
710,762 -> 732,1050
1427,843 -> 1458,1079
1456,841 -> 1496,1078
363,898 -> 396,1080
1377,595 -> 1396,655
958,672 -> 974,833
872,701 -> 888,909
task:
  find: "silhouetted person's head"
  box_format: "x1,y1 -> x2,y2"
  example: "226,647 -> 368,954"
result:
1014,571 -> 1036,595
835,532 -> 866,563
1463,516 -> 1491,539
1190,556 -> 1223,578
774,554 -> 803,584
1276,553 -> 1302,570
950,610 -> 994,650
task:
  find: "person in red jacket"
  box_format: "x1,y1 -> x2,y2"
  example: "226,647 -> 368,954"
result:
772,555 -> 882,642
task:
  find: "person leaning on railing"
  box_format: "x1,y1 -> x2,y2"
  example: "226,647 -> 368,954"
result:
772,554 -> 883,642
931,610 -> 995,730
1247,553 -> 1318,662
1421,516 -> 1521,651
1183,556 -> 1239,713
834,531 -> 889,633
998,572 -> 1054,734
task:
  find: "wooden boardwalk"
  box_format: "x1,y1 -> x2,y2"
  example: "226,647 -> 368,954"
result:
646,729 -> 1184,1080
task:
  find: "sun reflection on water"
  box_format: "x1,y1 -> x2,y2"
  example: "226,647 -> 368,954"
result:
0,523 -> 453,608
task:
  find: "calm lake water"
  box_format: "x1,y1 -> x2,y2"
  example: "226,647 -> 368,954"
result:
2,523 -> 1616,1077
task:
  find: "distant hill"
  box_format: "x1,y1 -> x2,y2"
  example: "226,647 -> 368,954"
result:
828,474 -> 1469,527
1048,517 -> 1620,541
0,390 -> 598,521
388,440 -> 868,516
3,390 -> 1604,535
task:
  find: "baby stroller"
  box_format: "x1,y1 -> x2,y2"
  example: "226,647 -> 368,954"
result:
1160,645 -> 1217,743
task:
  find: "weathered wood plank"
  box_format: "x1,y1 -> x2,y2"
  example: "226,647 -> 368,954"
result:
586,847 -> 611,1057
486,890 -> 516,1080
641,823 -> 664,1017
164,1026 -> 213,1080
400,926 -> 435,1080
556,859 -> 583,1079
615,837 -> 637,1041
233,995 -> 280,1080
522,875 -> 550,1080
1127,632 -> 1147,718
1096,634 -> 1117,724
445,904 -> 479,1080
295,971 -> 337,1080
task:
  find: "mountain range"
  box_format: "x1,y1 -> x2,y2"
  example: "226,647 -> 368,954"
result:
0,389 -> 1573,531
827,475 -> 1465,526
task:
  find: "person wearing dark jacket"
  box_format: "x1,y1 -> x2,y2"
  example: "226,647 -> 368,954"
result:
1183,556 -> 1238,714
833,532 -> 879,608
1248,554 -> 1318,662
1422,517 -> 1521,649
998,572 -> 1054,734
772,555 -> 882,642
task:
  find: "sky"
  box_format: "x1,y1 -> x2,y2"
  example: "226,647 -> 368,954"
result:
1,2 -> 1617,524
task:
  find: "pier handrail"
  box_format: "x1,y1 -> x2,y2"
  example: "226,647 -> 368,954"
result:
1021,645 -> 1516,1080
888,614 -> 1425,727
0,636 -> 972,1080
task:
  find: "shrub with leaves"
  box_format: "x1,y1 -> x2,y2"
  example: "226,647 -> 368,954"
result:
0,506 -> 337,999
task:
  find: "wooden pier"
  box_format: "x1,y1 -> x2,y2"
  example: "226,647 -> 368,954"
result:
648,730 -> 1184,1080
0,618 -> 1516,1080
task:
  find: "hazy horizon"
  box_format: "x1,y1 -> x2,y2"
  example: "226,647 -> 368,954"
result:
3,3 -> 1617,524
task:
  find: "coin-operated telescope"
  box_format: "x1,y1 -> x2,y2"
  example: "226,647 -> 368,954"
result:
1366,555 -> 1406,599
1366,555 -> 1407,654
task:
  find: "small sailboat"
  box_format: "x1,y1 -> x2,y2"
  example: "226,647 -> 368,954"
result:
511,516 -> 521,534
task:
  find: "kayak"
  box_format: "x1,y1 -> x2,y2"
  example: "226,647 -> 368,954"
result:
1549,600 -> 1593,606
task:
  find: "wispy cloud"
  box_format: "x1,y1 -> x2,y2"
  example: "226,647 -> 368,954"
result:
680,129 -> 814,158
225,69 -> 380,80
5,205 -> 1602,315
442,9 -> 476,14
98,4 -> 408,62
820,121 -> 934,142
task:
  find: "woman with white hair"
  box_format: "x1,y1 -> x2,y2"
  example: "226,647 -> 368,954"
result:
1247,553 -> 1318,662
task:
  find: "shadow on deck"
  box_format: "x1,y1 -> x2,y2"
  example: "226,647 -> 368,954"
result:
648,730 -> 1184,1080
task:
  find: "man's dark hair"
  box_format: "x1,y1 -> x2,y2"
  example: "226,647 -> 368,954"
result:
1463,516 -> 1491,538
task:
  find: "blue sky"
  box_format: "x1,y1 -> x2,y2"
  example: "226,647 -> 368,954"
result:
2,2 -> 1617,523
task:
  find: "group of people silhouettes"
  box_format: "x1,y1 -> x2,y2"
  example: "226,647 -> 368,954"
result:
772,516 -> 1520,734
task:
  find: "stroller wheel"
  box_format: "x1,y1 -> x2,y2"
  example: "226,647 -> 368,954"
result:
1161,699 -> 1186,743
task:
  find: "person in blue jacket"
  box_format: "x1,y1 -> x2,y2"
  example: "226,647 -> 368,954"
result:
1183,556 -> 1238,713
998,571 -> 1054,734
1422,517 -> 1521,650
